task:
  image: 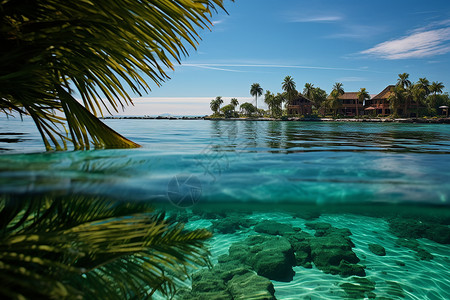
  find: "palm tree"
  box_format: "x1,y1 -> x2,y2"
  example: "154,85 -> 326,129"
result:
250,83 -> 263,109
303,83 -> 315,100
230,98 -> 239,113
0,194 -> 211,299
356,88 -> 370,117
273,93 -> 284,117
0,0 -> 227,151
264,90 -> 274,116
311,87 -> 328,113
329,90 -> 342,117
430,81 -> 445,96
329,83 -> 344,116
418,77 -> 430,96
397,73 -> 412,88
215,96 -> 224,110
210,99 -> 220,115
411,84 -> 426,117
282,76 -> 297,107
388,85 -> 405,116
332,82 -> 345,96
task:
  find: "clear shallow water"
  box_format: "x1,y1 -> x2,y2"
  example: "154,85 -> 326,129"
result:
2,117 -> 450,300
1,117 -> 450,205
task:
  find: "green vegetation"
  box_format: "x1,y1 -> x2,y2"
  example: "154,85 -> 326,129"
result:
221,104 -> 237,118
0,0 -> 227,150
250,83 -> 263,110
240,102 -> 258,117
357,88 -> 370,117
210,96 -> 224,116
0,195 -> 211,299
282,76 -> 297,107
209,73 -> 448,119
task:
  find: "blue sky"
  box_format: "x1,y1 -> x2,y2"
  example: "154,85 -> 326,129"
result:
116,0 -> 450,116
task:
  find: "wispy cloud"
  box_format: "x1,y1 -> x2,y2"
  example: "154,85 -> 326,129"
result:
291,15 -> 343,23
360,21 -> 450,59
184,64 -> 247,73
326,25 -> 386,39
212,19 -> 224,25
182,63 -> 367,72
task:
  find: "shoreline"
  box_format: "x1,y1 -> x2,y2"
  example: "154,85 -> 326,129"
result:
101,116 -> 450,124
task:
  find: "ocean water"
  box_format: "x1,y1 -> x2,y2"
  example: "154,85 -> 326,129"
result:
1,117 -> 450,299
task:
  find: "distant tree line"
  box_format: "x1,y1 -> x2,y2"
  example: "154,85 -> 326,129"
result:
209,73 -> 448,118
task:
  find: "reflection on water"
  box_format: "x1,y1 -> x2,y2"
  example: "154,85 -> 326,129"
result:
0,118 -> 449,204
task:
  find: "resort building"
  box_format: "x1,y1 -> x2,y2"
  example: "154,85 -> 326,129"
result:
287,93 -> 313,115
364,85 -> 427,117
364,85 -> 393,116
335,92 -> 365,116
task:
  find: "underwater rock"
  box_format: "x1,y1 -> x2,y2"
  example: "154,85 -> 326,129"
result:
340,277 -> 376,299
176,289 -> 231,300
394,260 -> 406,267
305,222 -> 332,231
254,220 -> 297,236
227,272 -> 276,300
416,248 -> 434,261
166,210 -> 191,224
211,216 -> 257,234
389,218 -> 450,244
395,238 -> 434,261
305,222 -> 352,237
309,232 -> 363,277
368,243 -> 386,256
227,235 -> 296,282
395,238 -> 420,250
333,260 -> 366,277
181,262 -> 276,300
284,231 -> 313,267
292,209 -> 321,220
191,208 -> 227,219
384,280 -> 405,298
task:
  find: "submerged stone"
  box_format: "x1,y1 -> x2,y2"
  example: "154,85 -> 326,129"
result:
254,220 -> 297,236
211,216 -> 257,234
340,277 -> 376,299
181,262 -> 276,300
227,272 -> 276,300
389,217 -> 450,244
308,225 -> 363,277
227,235 -> 296,282
395,238 -> 434,261
368,243 -> 386,256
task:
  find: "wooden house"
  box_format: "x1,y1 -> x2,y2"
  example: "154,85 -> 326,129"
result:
327,92 -> 365,116
364,85 -> 393,116
287,93 -> 313,115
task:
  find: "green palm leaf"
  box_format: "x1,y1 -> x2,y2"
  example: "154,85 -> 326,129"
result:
1,0 -> 228,150
0,195 -> 212,299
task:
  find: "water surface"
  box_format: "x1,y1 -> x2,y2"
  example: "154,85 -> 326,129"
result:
1,118 -> 449,205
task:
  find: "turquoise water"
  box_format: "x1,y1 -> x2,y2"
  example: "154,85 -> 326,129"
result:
1,118 -> 450,205
1,117 -> 450,299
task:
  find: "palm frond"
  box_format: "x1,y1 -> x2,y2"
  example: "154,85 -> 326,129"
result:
0,194 -> 212,299
1,0 -> 228,150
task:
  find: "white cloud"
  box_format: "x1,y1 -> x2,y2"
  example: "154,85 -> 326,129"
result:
361,24 -> 450,59
182,63 -> 366,72
212,19 -> 224,25
183,64 -> 247,73
292,15 -> 342,23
